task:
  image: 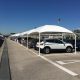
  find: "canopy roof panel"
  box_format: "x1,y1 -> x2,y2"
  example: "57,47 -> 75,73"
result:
10,25 -> 73,37
11,33 -> 21,37
27,29 -> 36,34
20,31 -> 28,36
34,25 -> 73,34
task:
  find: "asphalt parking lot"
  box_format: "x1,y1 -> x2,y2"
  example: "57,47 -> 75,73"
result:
44,53 -> 80,75
1,39 -> 80,80
28,48 -> 80,80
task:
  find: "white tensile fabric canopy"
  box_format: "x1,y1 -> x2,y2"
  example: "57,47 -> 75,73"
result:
20,31 -> 28,36
26,25 -> 76,55
28,25 -> 73,34
33,25 -> 74,55
19,29 -> 36,36
10,25 -> 76,55
10,33 -> 21,37
11,25 -> 73,36
27,29 -> 36,34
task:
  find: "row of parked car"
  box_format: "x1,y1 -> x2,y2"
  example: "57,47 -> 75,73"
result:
27,38 -> 80,54
11,37 -> 80,54
0,36 -> 4,47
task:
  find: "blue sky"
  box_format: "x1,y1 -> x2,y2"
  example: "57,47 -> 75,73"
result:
0,0 -> 80,34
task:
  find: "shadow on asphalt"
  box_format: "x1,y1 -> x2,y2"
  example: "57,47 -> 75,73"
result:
0,40 -> 11,80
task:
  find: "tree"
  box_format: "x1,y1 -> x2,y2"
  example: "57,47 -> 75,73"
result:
74,29 -> 80,33
10,33 -> 16,35
0,33 -> 2,35
74,29 -> 80,39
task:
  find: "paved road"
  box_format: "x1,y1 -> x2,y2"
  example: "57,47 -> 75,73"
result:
6,39 -> 80,80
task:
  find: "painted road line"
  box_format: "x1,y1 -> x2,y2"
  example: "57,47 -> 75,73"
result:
40,56 -> 78,76
57,60 -> 80,65
28,49 -> 38,56
56,61 -> 66,65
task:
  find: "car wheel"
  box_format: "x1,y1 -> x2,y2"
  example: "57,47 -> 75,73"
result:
44,47 -> 50,54
66,47 -> 72,53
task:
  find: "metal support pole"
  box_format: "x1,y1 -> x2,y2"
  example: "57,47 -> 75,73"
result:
39,33 -> 40,56
62,33 -> 64,41
74,34 -> 76,54
27,34 -> 28,49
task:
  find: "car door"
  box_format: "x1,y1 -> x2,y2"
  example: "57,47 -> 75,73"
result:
54,39 -> 66,49
45,39 -> 55,49
45,39 -> 59,49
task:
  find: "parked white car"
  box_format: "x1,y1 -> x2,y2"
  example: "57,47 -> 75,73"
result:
36,39 -> 73,54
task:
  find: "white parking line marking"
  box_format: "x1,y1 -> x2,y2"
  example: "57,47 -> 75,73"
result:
57,61 -> 66,65
57,60 -> 80,65
28,49 -> 38,56
28,49 -> 78,76
40,56 -> 78,76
